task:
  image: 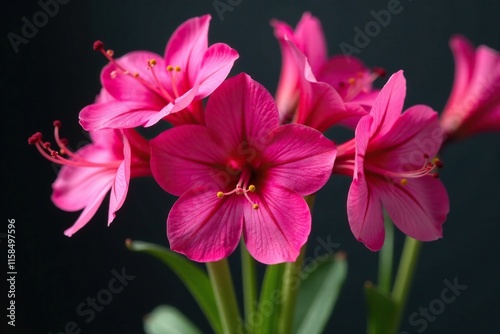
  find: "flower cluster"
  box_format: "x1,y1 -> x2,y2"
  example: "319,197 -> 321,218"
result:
30,13 -> 500,264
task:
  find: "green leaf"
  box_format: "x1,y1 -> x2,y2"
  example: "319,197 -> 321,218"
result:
144,305 -> 202,334
293,252 -> 348,334
365,282 -> 398,334
253,263 -> 285,334
126,240 -> 222,334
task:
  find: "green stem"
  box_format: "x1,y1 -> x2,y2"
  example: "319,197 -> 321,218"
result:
206,259 -> 241,334
277,246 -> 306,334
378,212 -> 394,294
241,241 -> 257,333
391,236 -> 422,333
277,194 -> 315,334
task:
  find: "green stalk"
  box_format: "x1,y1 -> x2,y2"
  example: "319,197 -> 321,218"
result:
277,195 -> 315,334
241,241 -> 258,333
378,212 -> 394,294
391,237 -> 422,333
206,259 -> 241,334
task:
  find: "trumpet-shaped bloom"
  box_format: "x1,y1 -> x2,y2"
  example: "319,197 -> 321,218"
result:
440,35 -> 500,141
334,71 -> 449,251
272,12 -> 383,124
279,38 -> 368,132
79,15 -> 239,130
150,73 -> 336,264
29,122 -> 150,236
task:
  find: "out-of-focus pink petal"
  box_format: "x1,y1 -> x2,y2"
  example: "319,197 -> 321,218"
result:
108,132 -> 131,224
378,176 -> 448,241
63,184 -> 111,237
205,73 -> 279,151
79,101 -> 160,131
284,39 -> 357,131
316,55 -> 368,87
347,174 -> 384,251
194,43 -> 239,98
294,12 -> 327,75
262,124 -> 336,195
150,125 -> 228,196
165,15 -> 211,84
272,20 -> 301,119
444,35 -> 476,108
242,184 -> 310,264
370,70 -> 406,138
101,51 -> 167,106
167,187 -> 243,262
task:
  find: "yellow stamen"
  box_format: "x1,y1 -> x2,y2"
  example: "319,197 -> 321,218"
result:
248,185 -> 256,192
400,178 -> 408,186
252,204 -> 259,210
216,191 -> 224,198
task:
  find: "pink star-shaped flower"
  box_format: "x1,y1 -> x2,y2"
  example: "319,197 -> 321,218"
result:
150,73 -> 336,264
79,15 -> 239,130
334,71 -> 449,251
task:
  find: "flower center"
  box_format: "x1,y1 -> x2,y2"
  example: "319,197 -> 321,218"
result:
216,167 -> 259,209
28,121 -> 122,169
337,67 -> 385,101
93,40 -> 182,103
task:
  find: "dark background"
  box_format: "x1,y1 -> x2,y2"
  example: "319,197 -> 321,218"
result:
2,0 -> 500,333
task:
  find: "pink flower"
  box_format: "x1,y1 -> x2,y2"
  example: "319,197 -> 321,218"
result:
29,122 -> 150,236
334,71 -> 449,251
272,12 -> 383,124
278,38 -> 368,132
79,15 -> 239,130
150,73 -> 336,264
440,35 -> 500,141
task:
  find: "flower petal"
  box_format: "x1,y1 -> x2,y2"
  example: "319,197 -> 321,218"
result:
377,176 -> 449,241
79,100 -> 161,131
370,105 -> 442,172
51,145 -> 117,211
347,174 -> 384,251
262,124 -> 336,195
294,12 -> 328,75
150,125 -> 229,196
63,184 -> 111,237
167,187 -> 243,262
370,70 -> 406,138
205,73 -> 280,152
444,35 -> 476,109
101,51 -> 167,106
242,184 -> 311,264
165,15 -> 211,84
194,43 -> 239,98
108,132 -> 131,224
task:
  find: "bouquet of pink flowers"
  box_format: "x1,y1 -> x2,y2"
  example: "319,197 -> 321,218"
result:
29,12 -> 500,334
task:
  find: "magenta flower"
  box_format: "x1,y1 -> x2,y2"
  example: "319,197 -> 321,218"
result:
334,71 -> 449,251
79,15 -> 239,130
272,12 -> 383,123
29,122 -> 150,236
440,35 -> 500,141
150,73 -> 336,264
278,38 -> 368,132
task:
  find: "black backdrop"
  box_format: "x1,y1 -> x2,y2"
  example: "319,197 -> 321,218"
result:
2,0 -> 500,333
